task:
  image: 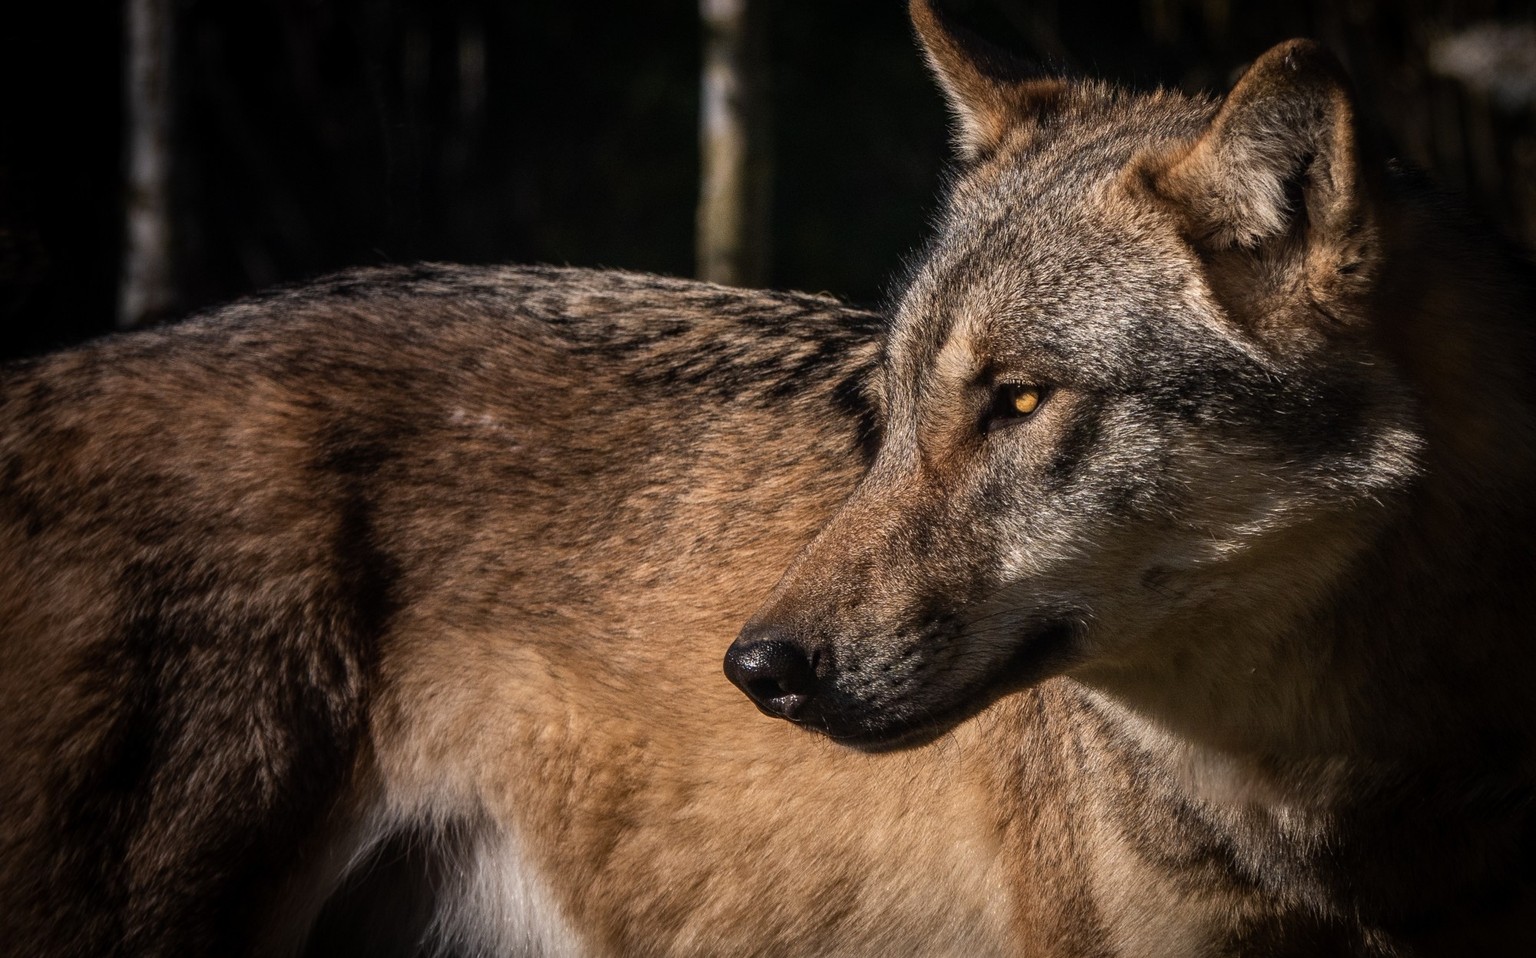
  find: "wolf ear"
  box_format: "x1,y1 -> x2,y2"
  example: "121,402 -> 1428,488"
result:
909,0 -> 1066,161
1141,40 -> 1372,258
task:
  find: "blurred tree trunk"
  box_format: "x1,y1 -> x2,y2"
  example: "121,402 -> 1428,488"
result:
696,0 -> 771,288
119,0 -> 175,329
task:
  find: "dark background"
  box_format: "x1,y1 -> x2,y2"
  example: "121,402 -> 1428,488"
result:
2,0 -> 1534,362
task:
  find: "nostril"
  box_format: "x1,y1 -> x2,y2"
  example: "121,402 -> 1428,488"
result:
745,675 -> 798,703
723,632 -> 819,720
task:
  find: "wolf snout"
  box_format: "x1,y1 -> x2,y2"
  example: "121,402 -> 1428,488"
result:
723,626 -> 821,721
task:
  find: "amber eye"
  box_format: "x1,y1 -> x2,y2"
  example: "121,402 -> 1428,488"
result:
987,383 -> 1047,431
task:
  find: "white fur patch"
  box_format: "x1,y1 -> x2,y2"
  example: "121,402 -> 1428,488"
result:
429,822 -> 585,958
268,800 -> 585,957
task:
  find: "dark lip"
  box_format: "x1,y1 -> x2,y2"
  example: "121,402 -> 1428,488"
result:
808,621 -> 1080,753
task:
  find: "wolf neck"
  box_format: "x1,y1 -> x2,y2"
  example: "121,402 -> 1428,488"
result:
1057,226 -> 1536,937
1083,185 -> 1536,810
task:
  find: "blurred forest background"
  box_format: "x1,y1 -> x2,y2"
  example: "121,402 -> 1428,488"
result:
2,0 -> 1535,362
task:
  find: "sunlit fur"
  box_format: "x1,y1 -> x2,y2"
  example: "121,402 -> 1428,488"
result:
4,6 -> 1536,956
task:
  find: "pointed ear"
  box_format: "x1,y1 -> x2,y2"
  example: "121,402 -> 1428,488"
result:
909,0 -> 1066,161
1140,40 -> 1373,256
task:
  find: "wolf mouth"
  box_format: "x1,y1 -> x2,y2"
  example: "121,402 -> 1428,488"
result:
817,621 -> 1081,752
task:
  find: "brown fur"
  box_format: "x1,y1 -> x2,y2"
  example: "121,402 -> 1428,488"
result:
5,266 -> 1020,955
6,5 -> 1536,955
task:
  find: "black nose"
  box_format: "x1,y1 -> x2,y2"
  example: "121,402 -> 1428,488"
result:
723,628 -> 819,721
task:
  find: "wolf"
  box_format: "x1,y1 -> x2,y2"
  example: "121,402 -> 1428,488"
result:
723,1 -> 1536,954
4,5 -> 1535,958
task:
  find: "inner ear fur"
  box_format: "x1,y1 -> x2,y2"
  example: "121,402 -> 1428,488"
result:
1140,40 -> 1375,261
909,0 -> 1067,161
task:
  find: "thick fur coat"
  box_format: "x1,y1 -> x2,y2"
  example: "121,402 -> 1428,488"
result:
5,3 -> 1536,955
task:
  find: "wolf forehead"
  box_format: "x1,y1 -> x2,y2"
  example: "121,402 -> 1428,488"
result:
889,85 -> 1237,387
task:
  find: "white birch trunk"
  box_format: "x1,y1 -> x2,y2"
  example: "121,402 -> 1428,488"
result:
118,0 -> 175,329
697,0 -> 770,288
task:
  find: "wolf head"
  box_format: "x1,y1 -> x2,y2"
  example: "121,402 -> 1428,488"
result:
726,0 -> 1422,748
